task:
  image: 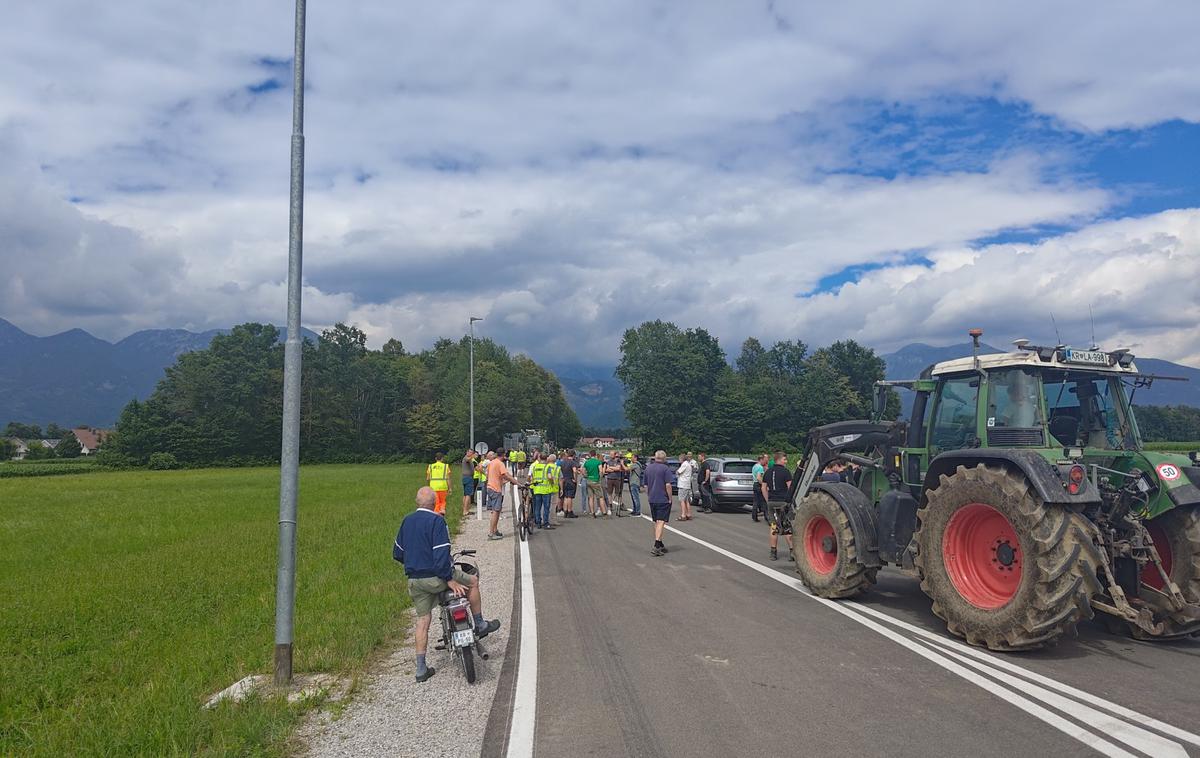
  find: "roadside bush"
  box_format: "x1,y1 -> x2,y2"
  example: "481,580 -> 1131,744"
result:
0,463 -> 98,478
94,448 -> 134,469
147,452 -> 180,470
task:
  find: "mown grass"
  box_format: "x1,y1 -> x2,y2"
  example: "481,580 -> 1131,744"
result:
0,464 -> 451,756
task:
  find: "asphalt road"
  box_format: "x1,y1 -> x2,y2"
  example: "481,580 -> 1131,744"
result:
486,495 -> 1200,758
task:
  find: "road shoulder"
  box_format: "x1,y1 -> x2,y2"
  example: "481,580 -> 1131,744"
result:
295,511 -> 517,758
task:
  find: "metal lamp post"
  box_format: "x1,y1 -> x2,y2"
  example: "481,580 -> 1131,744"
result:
469,316 -> 482,449
274,0 -> 307,687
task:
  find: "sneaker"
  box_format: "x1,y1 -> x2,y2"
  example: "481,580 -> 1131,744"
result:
651,546 -> 664,557
544,524 -> 556,530
488,532 -> 504,540
769,548 -> 778,561
415,667 -> 437,683
475,619 -> 501,638
659,544 -> 669,553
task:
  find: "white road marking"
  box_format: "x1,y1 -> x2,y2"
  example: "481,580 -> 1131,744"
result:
642,515 -> 1199,757
505,530 -> 537,758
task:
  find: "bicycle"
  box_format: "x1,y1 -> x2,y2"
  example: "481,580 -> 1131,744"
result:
517,485 -> 533,541
433,549 -> 490,683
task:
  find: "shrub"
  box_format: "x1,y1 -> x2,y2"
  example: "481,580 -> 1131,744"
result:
147,452 -> 180,470
94,448 -> 134,469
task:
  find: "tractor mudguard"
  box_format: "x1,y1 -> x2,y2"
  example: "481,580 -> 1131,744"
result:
923,449 -> 1101,506
810,481 -> 882,567
877,489 -> 919,564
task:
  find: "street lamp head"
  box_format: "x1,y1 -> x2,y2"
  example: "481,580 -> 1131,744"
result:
470,316 -> 483,323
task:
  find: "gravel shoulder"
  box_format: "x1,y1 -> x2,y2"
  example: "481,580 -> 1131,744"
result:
296,501 -> 517,758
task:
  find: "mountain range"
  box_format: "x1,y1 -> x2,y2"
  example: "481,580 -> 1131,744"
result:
1,318 -> 1197,430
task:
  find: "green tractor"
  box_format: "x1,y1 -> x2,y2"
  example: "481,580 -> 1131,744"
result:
791,330 -> 1200,650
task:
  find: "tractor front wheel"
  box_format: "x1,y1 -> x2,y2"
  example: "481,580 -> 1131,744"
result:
915,465 -> 1104,651
1140,507 -> 1200,638
793,491 -> 877,599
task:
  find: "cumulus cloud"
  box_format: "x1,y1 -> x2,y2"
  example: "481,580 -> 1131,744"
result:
1,0 -> 1199,366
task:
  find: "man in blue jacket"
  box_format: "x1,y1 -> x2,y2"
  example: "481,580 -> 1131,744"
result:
394,487 -> 500,682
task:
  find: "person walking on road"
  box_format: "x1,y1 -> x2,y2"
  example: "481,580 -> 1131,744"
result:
530,453 -> 549,530
583,450 -> 606,517
393,486 -> 501,682
764,451 -> 794,561
676,453 -> 696,521
627,453 -> 644,517
697,452 -> 714,514
543,453 -> 560,527
426,452 -> 452,515
751,453 -> 768,523
486,450 -> 518,540
643,451 -> 674,556
558,449 -> 579,518
604,452 -> 626,517
460,449 -> 477,518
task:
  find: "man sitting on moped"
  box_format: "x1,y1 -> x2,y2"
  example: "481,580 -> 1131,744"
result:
394,486 -> 501,682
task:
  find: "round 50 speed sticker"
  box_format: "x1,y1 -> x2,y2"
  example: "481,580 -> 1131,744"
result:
1157,463 -> 1182,482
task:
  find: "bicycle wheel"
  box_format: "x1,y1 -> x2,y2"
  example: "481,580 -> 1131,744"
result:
461,645 -> 476,684
519,498 -> 528,541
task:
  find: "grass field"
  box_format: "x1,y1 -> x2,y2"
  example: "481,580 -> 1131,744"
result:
1145,441 -> 1200,452
0,464 -> 454,756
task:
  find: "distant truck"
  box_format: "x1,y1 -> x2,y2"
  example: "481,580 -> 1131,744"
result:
503,430 -> 552,456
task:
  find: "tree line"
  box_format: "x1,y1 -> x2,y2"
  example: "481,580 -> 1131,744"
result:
615,320 -> 897,452
613,320 -> 1200,451
105,323 -> 582,467
1135,405 -> 1200,442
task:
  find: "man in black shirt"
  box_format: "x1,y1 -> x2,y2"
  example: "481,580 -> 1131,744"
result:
762,451 -> 794,561
697,452 -> 714,514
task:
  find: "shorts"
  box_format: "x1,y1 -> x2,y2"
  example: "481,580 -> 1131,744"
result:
768,501 -> 793,536
586,480 -> 603,497
605,478 -> 623,495
650,501 -> 672,523
462,475 -> 476,497
408,567 -> 474,616
486,488 -> 504,512
561,481 -> 577,498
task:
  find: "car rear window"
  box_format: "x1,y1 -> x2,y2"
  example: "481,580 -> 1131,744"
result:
722,461 -> 755,474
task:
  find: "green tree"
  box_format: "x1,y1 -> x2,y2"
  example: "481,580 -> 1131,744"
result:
24,441 -> 56,460
56,433 -> 83,458
0,438 -> 15,460
3,422 -> 42,439
616,320 -> 726,451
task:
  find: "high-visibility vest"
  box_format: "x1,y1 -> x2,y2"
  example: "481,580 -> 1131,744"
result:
475,462 -> 487,483
427,461 -> 450,491
545,463 -> 559,493
530,461 -> 549,494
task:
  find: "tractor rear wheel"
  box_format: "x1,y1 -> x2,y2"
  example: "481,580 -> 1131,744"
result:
915,464 -> 1104,651
1140,507 -> 1200,638
793,491 -> 877,599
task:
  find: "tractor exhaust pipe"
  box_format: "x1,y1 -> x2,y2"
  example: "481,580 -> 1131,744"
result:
969,328 -> 983,370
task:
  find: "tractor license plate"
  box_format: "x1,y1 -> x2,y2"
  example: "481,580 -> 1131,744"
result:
1065,349 -> 1108,366
452,630 -> 475,647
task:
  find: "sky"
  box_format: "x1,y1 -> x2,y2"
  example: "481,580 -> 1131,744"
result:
2,1 -> 1199,367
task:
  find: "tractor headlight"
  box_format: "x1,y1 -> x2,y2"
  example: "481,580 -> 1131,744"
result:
828,434 -> 862,446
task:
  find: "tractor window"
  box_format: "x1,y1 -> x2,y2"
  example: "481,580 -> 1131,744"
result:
989,369 -> 1042,428
1042,374 -> 1130,450
930,377 -> 979,453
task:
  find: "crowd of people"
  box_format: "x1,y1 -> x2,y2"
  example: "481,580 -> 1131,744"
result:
400,445 -> 867,681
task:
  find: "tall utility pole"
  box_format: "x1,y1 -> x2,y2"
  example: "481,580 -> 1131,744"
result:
274,0 -> 307,687
469,316 -> 482,449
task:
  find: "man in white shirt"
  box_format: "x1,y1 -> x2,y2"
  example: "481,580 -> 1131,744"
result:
676,453 -> 696,521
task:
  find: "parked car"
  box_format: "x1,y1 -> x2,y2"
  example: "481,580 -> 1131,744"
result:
709,458 -> 757,510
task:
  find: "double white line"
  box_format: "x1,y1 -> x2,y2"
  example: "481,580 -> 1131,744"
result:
646,515 -> 1200,758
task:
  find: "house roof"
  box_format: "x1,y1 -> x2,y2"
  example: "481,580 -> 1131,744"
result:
72,427 -> 110,450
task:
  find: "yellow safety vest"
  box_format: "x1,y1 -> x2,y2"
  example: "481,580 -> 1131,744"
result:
475,462 -> 487,482
545,463 -> 560,493
427,461 -> 450,491
530,461 -> 549,494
